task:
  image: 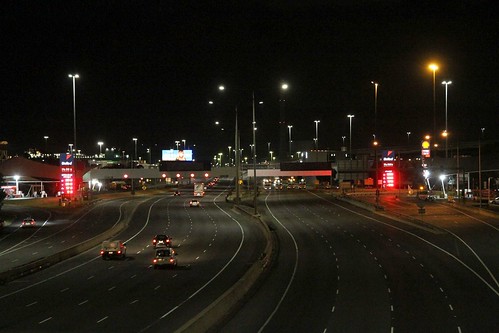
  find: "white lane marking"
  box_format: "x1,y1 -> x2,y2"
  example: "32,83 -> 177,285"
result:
39,317 -> 52,324
255,194 -> 300,333
60,287 -> 69,293
97,316 -> 108,323
140,190 -> 247,332
78,300 -> 88,305
130,299 -> 139,304
108,286 -> 116,291
154,285 -> 161,290
312,192 -> 499,296
331,306 -> 335,312
26,301 -> 38,307
87,275 -> 94,280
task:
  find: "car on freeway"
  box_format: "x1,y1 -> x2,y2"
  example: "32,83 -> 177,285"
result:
152,247 -> 177,269
21,217 -> 37,228
153,234 -> 172,248
173,190 -> 181,196
189,199 -> 200,207
100,240 -> 127,260
489,197 -> 499,205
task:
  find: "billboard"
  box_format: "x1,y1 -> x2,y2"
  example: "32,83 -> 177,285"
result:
161,149 -> 193,161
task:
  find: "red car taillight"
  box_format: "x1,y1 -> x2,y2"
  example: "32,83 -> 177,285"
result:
100,250 -> 104,255
153,259 -> 157,263
169,258 -> 174,263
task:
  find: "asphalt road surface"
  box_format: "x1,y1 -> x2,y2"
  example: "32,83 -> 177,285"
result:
221,189 -> 499,332
0,188 -> 266,332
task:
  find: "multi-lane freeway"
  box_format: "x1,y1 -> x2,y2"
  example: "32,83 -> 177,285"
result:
221,190 -> 498,332
0,184 -> 498,332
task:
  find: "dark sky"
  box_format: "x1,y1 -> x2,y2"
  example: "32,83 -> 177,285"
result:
1,1 -> 498,161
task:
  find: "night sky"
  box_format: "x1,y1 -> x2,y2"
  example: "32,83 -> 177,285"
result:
1,1 -> 498,162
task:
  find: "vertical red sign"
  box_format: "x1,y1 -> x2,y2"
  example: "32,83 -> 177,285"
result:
60,153 -> 75,198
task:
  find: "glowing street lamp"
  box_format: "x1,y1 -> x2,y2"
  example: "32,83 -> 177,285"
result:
97,141 -> 104,157
406,131 -> 411,145
428,63 -> 439,139
43,136 -> 49,153
314,120 -> 320,149
288,125 -> 293,157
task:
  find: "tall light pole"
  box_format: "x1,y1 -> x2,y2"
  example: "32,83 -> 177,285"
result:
228,146 -> 232,166
342,136 -> 346,147
252,91 -> 258,214
407,131 -> 411,145
68,74 -> 79,154
442,80 -> 452,159
347,115 -> 355,158
314,120 -> 320,149
175,140 -> 180,149
43,136 -> 49,153
371,81 -> 379,140
288,125 -> 293,158
428,64 -> 438,140
479,128 -> 484,208
182,139 -> 186,150
132,137 -> 137,195
98,141 -> 103,157
279,83 -> 289,161
235,107 -> 240,204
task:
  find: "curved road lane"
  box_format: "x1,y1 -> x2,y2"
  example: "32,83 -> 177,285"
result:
222,190 -> 498,332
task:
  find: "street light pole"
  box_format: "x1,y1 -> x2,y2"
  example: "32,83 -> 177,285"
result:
442,81 -> 452,159
98,141 -> 103,157
288,125 -> 293,159
43,136 -> 49,153
314,120 -> 320,149
428,64 -> 438,140
252,91 -> 258,215
371,81 -> 378,140
68,74 -> 79,154
235,107 -> 241,204
347,115 -> 355,158
132,137 -> 137,195
407,131 -> 411,145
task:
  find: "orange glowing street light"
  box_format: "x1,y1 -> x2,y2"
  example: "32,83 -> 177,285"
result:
428,63 -> 439,140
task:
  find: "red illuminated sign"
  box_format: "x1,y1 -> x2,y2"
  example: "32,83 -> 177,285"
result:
381,150 -> 396,188
60,154 -> 75,198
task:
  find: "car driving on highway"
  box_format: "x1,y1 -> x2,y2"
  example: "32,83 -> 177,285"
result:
152,247 -> 177,269
100,240 -> 127,260
152,234 -> 172,248
189,199 -> 200,207
21,217 -> 36,228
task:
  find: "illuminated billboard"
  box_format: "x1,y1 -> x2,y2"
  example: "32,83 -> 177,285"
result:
161,149 -> 193,161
